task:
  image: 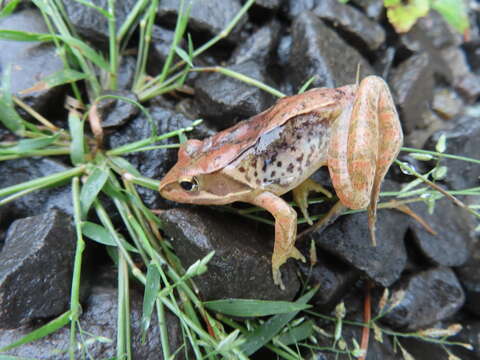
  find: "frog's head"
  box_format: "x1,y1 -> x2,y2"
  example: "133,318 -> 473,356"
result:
159,139 -> 250,205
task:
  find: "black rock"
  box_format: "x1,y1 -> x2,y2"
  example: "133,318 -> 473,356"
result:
251,0 -> 281,11
97,90 -> 140,128
0,211 -> 75,329
0,9 -> 65,114
148,25 -> 184,76
0,158 -> 73,218
194,61 -> 276,128
388,53 -> 434,136
441,46 -> 480,100
425,116 -> 480,190
157,0 -> 247,41
350,0 -> 384,21
62,0 -> 138,47
432,87 -> 464,120
117,56 -> 137,90
312,0 -> 386,51
159,208 -> 300,300
381,267 -> 465,330
297,251 -> 360,311
107,105 -> 212,209
309,208 -> 409,287
456,232 -> 480,316
289,12 -> 373,90
0,283 -> 183,359
407,199 -> 473,267
285,0 -> 319,18
464,40 -> 480,75
230,21 -> 281,65
449,319 -> 480,360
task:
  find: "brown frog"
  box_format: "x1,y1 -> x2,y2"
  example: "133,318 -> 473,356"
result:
159,76 -> 403,289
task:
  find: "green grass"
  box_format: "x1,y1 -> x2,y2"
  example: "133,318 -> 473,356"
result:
0,0 -> 477,359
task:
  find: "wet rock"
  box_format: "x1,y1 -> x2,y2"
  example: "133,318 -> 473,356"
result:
297,251 -> 360,311
311,0 -> 386,51
449,319 -> 480,360
351,0 -> 384,21
97,90 -> 139,128
389,53 -> 434,136
276,34 -> 292,68
381,267 -> 465,330
62,0 -> 138,46
407,199 -> 473,267
285,0 -> 319,18
309,209 -> 409,287
158,0 -> 246,40
432,87 -> 464,120
456,234 -> 480,316
159,208 -> 300,300
252,0 -> 281,11
0,158 -> 73,218
230,21 -> 281,65
401,11 -> 462,52
194,61 -> 276,128
289,12 -> 373,90
117,56 -> 136,90
148,25 -> 184,75
0,9 -> 65,113
425,116 -> 480,190
464,40 -> 480,74
0,211 -> 75,329
107,105 -> 212,209
0,283 -> 183,359
441,46 -> 480,100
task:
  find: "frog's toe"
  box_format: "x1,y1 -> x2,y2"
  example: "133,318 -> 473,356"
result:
290,247 -> 306,263
293,179 -> 332,225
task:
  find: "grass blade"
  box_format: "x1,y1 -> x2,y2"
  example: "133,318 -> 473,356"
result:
59,35 -> 110,71
276,320 -> 314,346
20,69 -> 87,94
203,299 -> 311,317
68,111 -> 85,165
0,30 -> 54,42
0,66 -> 25,135
240,287 -> 318,356
82,221 -> 138,252
0,135 -> 59,154
80,167 -> 109,218
0,311 -> 71,352
141,263 -> 161,339
0,0 -> 22,19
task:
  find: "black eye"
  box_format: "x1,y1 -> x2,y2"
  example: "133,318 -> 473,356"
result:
179,177 -> 198,191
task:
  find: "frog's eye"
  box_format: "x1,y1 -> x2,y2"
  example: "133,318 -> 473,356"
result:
179,177 -> 198,192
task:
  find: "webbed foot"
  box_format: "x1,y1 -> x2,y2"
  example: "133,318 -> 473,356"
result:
292,179 -> 332,225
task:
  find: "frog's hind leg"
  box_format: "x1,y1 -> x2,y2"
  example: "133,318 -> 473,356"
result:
328,76 -> 402,245
292,178 -> 332,225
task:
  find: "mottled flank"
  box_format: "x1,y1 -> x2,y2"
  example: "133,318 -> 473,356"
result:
227,112 -> 331,194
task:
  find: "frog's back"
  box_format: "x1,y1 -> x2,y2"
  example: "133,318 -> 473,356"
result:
188,85 -> 355,176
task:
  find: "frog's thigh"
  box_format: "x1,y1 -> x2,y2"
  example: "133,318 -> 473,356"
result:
292,178 -> 332,225
249,191 -> 305,289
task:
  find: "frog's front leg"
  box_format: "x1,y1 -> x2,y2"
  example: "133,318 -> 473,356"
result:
249,191 -> 306,290
292,178 -> 332,225
328,76 -> 403,245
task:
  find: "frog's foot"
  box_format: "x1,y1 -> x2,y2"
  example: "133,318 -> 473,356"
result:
292,179 -> 332,225
272,246 -> 306,290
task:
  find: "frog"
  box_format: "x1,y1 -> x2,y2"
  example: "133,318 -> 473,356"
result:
159,75 -> 403,290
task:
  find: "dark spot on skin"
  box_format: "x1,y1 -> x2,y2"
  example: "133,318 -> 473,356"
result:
254,171 -> 258,177
239,166 -> 246,173
256,179 -> 261,185
263,178 -> 268,182
262,160 -> 268,172
277,161 -> 282,167
296,154 -> 304,163
296,134 -> 302,140
287,163 -> 294,173
281,172 -> 285,176
271,171 -> 276,177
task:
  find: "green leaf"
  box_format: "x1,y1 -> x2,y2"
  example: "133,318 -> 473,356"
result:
0,311 -> 71,352
59,35 -> 109,70
0,0 -> 22,19
82,221 -> 138,252
0,29 -> 54,42
141,263 -> 161,338
23,69 -> 87,93
0,67 -> 25,135
240,287 -> 317,355
73,0 -> 111,18
80,167 -> 109,218
276,320 -> 314,346
385,0 -> 430,33
204,299 -> 311,317
0,135 -> 59,154
435,133 -> 447,153
175,46 -> 193,67
68,111 -> 85,165
431,0 -> 469,33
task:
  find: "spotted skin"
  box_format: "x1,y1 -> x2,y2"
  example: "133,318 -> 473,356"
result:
159,76 -> 403,289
